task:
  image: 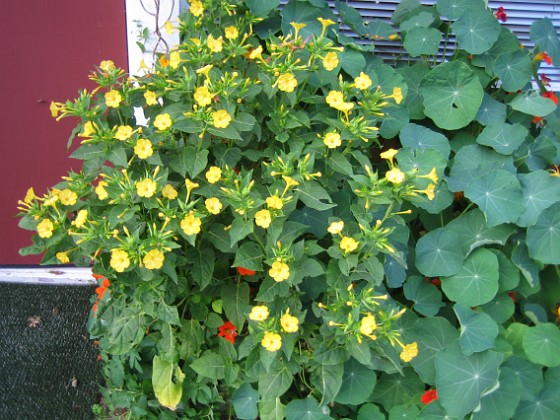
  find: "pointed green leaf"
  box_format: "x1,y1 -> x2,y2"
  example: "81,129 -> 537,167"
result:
526,202 -> 560,264
221,282 -> 250,331
259,398 -> 286,420
442,248 -> 499,306
420,61 -> 484,130
183,146 -> 209,179
311,363 -> 344,405
258,365 -> 293,399
152,356 -> 185,411
296,181 -> 336,211
233,242 -> 264,271
190,351 -> 226,380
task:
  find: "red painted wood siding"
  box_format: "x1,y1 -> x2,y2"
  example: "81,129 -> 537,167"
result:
1,1 -> 128,264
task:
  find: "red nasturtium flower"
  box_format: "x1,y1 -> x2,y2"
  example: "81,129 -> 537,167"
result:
495,6 -> 507,22
421,389 -> 438,405
237,266 -> 256,276
218,321 -> 237,343
508,291 -> 517,302
536,51 -> 553,65
543,90 -> 558,105
92,274 -> 111,315
541,73 -> 551,85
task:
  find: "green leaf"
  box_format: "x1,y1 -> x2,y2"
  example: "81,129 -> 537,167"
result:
296,181 -> 336,211
326,152 -> 353,176
415,228 -> 465,277
526,202 -> 560,264
452,8 -> 500,54
335,358 -> 377,405
230,217 -> 254,246
502,355 -> 544,401
511,242 -> 541,289
454,303 -> 499,355
493,50 -> 533,92
515,366 -> 560,418
246,0 -> 280,17
233,242 -> 264,271
108,309 -> 146,355
475,92 -> 507,126
259,398 -> 286,420
380,102 -> 409,139
400,11 -> 435,31
510,91 -> 557,117
476,122 -> 528,155
446,208 -> 516,256
340,49 -> 366,78
281,1 -> 335,39
531,18 -> 560,67
190,351 -> 226,380
464,169 -> 524,227
152,356 -> 185,411
436,0 -> 486,20
435,342 -> 503,418
403,27 -> 442,57
403,276 -> 444,317
188,247 -> 215,290
310,363 -> 343,405
523,323 -> 560,367
108,145 -> 128,167
255,276 -> 291,302
396,63 -> 431,119
357,404 -> 385,420
389,405 -> 420,419
406,317 -> 460,386
221,282 -> 250,331
420,61 -> 484,130
232,383 -> 259,420
399,123 -> 451,160
313,344 -> 349,365
207,124 -> 242,140
442,248 -> 499,306
517,171 -> 560,227
258,365 -> 293,399
481,293 -> 515,323
471,367 -> 522,420
183,146 -> 209,178
285,397 -> 331,420
372,368 -> 425,410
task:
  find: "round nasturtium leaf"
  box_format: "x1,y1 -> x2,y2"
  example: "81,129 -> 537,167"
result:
442,248 -> 499,306
435,342 -> 503,419
403,27 -> 442,57
510,91 -> 557,117
471,367 -> 522,420
502,355 -> 544,402
452,8 -> 501,54
403,276 -> 444,317
372,368 -> 425,410
523,323 -> 560,367
531,18 -> 560,67
400,12 -> 435,32
492,50 -> 533,92
526,202 -> 560,264
396,63 -> 430,120
232,383 -> 259,420
420,61 -> 484,130
415,228 -> 465,277
476,122 -> 528,155
285,397 -> 331,420
454,303 -> 499,355
436,0 -> 486,20
517,171 -> 560,227
475,92 -> 507,126
463,169 -> 525,227
334,358 -> 376,405
481,293 -> 515,323
399,123 -> 451,160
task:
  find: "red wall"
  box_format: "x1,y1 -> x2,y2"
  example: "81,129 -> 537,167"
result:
1,1 -> 128,264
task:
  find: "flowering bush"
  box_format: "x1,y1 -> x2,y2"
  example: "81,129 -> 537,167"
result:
18,0 -> 560,418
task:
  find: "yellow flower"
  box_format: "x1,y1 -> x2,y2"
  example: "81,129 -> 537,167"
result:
225,26 -> 239,40
154,113 -> 172,130
115,125 -> 133,141
212,109 -> 232,128
323,131 -> 341,148
269,261 -> 290,282
249,305 -> 269,322
327,220 -> 344,235
280,310 -> 299,333
136,178 -> 158,198
354,72 -> 373,90
417,184 -> 436,201
255,209 -> 272,228
417,167 -> 439,184
196,64 -> 213,79
99,60 -> 115,72
194,86 -> 213,107
95,181 -> 109,200
340,236 -> 359,254
190,0 -> 204,17
207,34 -> 224,53
391,87 -> 404,104
205,166 -> 222,184
248,45 -> 263,60
290,22 -> 307,39
144,91 -> 158,106
190,37 -> 201,47
380,148 -> 398,166
50,101 -> 64,118
110,248 -> 130,273
105,90 -> 122,108
385,167 -> 405,184
56,251 -> 70,264
277,73 -> 298,93
400,342 -> 418,362
143,249 -> 165,270
72,209 -> 88,228
261,331 -> 282,352
24,187 -> 36,204
134,139 -> 154,159
326,90 -> 345,110
359,313 -> 377,336
266,195 -> 284,210
323,52 -> 339,71
59,189 -> 77,206
164,20 -> 175,35
37,219 -> 54,238
317,17 -> 336,37
181,212 -> 202,235
185,178 -> 200,194
169,51 -> 181,69
205,197 -> 223,214
79,121 -> 96,137
162,184 -> 178,200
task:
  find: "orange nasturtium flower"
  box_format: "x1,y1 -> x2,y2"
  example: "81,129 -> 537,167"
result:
217,321 -> 237,343
237,266 -> 256,276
